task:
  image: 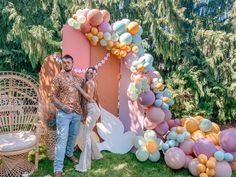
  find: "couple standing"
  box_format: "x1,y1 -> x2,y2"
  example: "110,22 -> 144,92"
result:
50,54 -> 103,177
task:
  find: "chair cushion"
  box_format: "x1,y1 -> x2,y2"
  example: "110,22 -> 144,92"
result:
0,131 -> 36,152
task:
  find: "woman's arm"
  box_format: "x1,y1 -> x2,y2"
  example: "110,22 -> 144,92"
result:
74,82 -> 94,102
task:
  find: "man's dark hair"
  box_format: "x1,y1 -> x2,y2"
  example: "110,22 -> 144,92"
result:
62,54 -> 73,63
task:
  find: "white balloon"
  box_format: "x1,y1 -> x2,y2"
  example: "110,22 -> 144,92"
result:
67,18 -> 74,26
100,39 -> 107,46
77,15 -> 86,24
104,32 -> 111,41
76,9 -> 83,16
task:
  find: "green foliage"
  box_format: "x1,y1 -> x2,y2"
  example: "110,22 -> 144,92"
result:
0,0 -> 235,123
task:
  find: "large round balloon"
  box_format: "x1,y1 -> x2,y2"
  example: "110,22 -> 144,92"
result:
219,129 -> 236,152
138,91 -> 155,107
185,118 -> 199,133
82,8 -> 90,17
180,139 -> 194,155
80,21 -> 92,33
184,155 -> 193,168
87,9 -> 103,26
215,161 -> 232,177
154,121 -> 169,135
164,147 -> 186,169
100,9 -> 110,22
193,138 -> 217,158
188,158 -> 200,176
146,107 -> 165,124
113,21 -> 126,35
164,109 -> 172,121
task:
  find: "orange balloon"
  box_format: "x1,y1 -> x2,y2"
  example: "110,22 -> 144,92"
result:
155,83 -> 163,90
206,132 -> 219,145
114,49 -> 120,55
97,32 -> 104,39
194,116 -> 204,124
111,48 -> 116,55
162,97 -> 169,103
180,118 -> 187,126
206,168 -> 215,176
127,21 -> 139,35
119,42 -> 126,50
199,173 -> 208,177
120,50 -> 127,58
192,130 -> 205,141
211,122 -> 220,133
206,160 -> 216,169
197,163 -> 206,173
107,40 -> 114,48
137,64 -> 144,72
209,157 -> 216,163
132,46 -> 139,53
145,140 -> 157,153
115,42 -> 120,48
72,14 -> 77,20
124,46 -> 130,53
91,41 -> 97,46
85,33 -> 93,39
91,27 -> 98,35
185,119 -> 199,133
176,126 -> 183,134
198,154 -> 208,164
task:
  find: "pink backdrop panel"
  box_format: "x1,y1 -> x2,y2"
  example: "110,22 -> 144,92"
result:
119,62 -> 144,135
90,46 -> 120,116
62,24 -> 90,73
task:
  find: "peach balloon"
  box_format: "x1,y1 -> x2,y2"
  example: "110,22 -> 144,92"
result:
87,9 -> 103,26
206,132 -> 219,145
197,163 -> 206,173
211,122 -> 220,133
191,130 -> 205,141
80,21 -> 92,33
198,154 -> 208,164
185,119 -> 199,133
146,107 -> 165,124
100,9 -> 110,22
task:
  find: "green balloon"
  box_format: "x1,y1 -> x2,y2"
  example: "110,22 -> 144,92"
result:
134,136 -> 144,149
149,151 -> 161,162
144,130 -> 156,141
136,148 -> 149,162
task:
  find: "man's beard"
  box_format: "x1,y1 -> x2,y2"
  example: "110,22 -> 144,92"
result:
64,67 -> 72,72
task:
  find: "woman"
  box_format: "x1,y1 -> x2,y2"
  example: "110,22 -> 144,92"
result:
74,66 -> 103,172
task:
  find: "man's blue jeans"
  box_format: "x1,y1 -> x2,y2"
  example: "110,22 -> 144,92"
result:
54,110 -> 81,173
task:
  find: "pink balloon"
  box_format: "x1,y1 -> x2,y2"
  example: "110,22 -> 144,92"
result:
188,158 -> 200,176
184,155 -> 193,168
143,117 -> 158,130
230,162 -> 236,171
83,8 -> 90,17
167,119 -> 175,129
98,22 -> 112,33
180,139 -> 194,155
215,161 -> 232,177
164,147 -> 186,169
80,21 -> 91,33
219,129 -> 236,152
138,91 -> 155,107
193,138 -> 217,158
87,9 -> 103,26
100,9 -> 110,22
154,121 -> 169,135
146,107 -> 165,124
123,52 -> 139,69
164,109 -> 172,121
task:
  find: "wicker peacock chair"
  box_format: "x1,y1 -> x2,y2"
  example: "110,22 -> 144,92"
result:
0,71 -> 40,177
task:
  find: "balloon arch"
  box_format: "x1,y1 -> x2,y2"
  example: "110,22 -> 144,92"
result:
40,8 -> 235,177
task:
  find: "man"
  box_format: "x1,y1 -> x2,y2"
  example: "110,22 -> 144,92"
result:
50,54 -> 83,177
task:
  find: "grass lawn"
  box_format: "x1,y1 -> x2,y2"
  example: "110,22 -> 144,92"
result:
31,146 -> 236,177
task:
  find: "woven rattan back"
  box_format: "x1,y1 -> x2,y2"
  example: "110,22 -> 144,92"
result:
0,71 -> 39,133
